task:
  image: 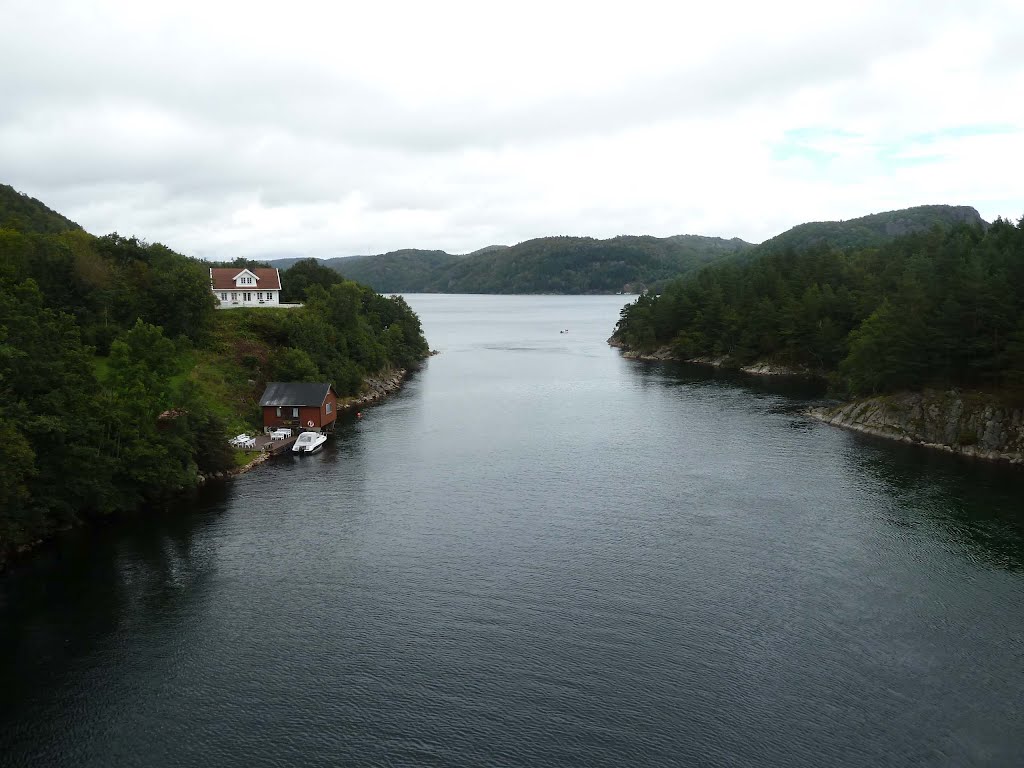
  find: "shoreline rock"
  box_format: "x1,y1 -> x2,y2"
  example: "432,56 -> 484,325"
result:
807,390 -> 1024,465
610,337 -> 1023,465
608,337 -> 812,376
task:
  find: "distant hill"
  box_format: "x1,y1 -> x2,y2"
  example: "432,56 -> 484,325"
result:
756,205 -> 986,254
321,249 -> 468,292
0,184 -> 83,234
270,235 -> 754,294
267,204 -> 987,295
436,235 -> 754,294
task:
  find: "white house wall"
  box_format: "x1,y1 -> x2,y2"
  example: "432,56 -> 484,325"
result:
214,290 -> 282,308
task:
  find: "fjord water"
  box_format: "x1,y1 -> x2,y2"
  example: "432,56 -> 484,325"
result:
2,295 -> 1022,767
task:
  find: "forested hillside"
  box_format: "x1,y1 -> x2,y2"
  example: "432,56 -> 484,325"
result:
323,249 -> 467,293
756,205 -> 985,254
613,217 -> 1024,398
436,235 -> 753,294
0,183 -> 82,234
269,205 -> 984,295
272,234 -> 754,294
0,186 -> 428,566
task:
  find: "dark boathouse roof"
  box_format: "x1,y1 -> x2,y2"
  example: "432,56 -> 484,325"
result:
259,382 -> 335,407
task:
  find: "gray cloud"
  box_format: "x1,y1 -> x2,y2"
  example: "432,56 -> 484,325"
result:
2,0 -> 1021,258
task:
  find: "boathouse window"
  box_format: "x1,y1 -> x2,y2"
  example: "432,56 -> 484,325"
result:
292,407 -> 299,417
276,407 -> 282,417
326,402 -> 332,414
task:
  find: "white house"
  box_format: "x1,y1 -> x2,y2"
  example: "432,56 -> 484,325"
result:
210,267 -> 283,308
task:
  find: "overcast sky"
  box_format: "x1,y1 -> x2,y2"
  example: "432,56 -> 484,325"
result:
3,0 -> 1023,260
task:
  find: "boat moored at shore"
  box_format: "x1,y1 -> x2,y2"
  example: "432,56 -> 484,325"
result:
292,431 -> 327,454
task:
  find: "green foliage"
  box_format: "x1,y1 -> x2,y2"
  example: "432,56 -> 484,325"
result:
0,184 -> 430,563
273,205 -> 986,296
615,216 -> 1024,398
269,347 -> 320,381
280,258 -> 345,302
294,236 -> 755,294
218,280 -> 429,396
208,256 -> 272,271
0,183 -> 83,234
757,205 -> 986,255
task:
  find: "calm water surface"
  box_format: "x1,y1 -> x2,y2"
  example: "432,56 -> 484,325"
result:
2,295 -> 1023,767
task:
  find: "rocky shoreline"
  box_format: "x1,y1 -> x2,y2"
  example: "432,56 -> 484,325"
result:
610,337 -> 1023,465
608,338 -> 812,376
806,391 -> 1024,465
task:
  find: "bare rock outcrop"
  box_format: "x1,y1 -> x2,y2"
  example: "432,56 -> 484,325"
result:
808,390 -> 1024,464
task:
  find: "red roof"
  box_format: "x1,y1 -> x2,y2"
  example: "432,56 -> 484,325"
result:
210,268 -> 282,291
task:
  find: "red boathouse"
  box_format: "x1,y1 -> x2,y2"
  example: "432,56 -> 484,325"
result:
259,382 -> 339,433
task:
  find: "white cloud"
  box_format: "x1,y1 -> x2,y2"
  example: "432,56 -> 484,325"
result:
2,0 -> 1023,258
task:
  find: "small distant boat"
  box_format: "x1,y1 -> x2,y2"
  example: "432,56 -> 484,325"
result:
292,431 -> 327,454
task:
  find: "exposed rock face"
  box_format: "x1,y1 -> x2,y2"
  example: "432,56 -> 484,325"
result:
620,345 -> 677,361
342,369 -> 408,408
738,362 -> 810,376
609,337 -> 810,374
808,390 -> 1024,464
883,205 -> 984,237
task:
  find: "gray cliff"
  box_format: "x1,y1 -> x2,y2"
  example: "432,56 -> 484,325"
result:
809,390 -> 1024,464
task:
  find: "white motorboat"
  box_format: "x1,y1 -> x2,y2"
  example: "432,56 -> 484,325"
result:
292,431 -> 327,454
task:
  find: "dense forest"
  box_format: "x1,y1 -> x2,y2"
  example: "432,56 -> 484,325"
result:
755,205 -> 985,254
268,205 -> 983,296
271,234 -> 755,294
613,216 -> 1024,398
0,185 -> 429,565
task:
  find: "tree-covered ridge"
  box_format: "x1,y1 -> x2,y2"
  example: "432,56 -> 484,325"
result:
756,205 -> 985,255
0,183 -> 83,234
324,249 -> 467,293
280,234 -> 754,294
613,217 -> 1024,398
0,187 -> 429,564
267,205 -> 983,295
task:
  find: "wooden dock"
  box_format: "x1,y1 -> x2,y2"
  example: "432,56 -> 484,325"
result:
241,434 -> 298,455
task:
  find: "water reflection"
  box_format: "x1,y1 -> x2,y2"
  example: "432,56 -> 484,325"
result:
627,356 -> 1024,572
850,436 -> 1024,571
630,359 -> 828,399
0,487 -> 227,726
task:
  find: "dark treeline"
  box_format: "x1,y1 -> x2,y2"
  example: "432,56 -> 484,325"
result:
614,218 -> 1024,397
284,234 -> 755,295
273,205 -> 984,296
224,261 -> 430,394
0,188 -> 428,562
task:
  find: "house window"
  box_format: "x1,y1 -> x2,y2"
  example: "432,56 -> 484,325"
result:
276,407 -> 282,417
231,292 -> 237,300
326,402 -> 332,414
244,292 -> 252,301
220,292 -> 227,300
292,407 -> 299,417
258,292 -> 263,301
